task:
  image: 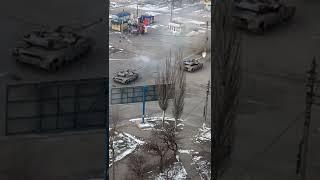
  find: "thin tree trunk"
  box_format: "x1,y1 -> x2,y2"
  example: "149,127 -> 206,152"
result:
160,155 -> 164,173
162,110 -> 166,124
174,118 -> 177,131
112,145 -> 115,180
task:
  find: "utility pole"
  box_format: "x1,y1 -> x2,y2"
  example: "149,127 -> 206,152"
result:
203,80 -> 210,121
296,57 -> 317,180
206,21 -> 209,43
136,1 -> 138,18
170,0 -> 174,22
204,20 -> 209,55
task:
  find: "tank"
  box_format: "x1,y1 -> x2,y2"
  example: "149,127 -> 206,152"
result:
12,18 -> 103,71
232,0 -> 296,33
184,58 -> 203,72
112,69 -> 139,84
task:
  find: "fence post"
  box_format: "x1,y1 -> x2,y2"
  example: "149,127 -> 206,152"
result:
142,85 -> 148,123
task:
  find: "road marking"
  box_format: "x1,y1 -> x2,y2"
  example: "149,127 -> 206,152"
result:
109,58 -> 129,61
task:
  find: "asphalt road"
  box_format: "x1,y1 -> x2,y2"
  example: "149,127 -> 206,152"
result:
109,1 -> 211,88
222,0 -> 320,179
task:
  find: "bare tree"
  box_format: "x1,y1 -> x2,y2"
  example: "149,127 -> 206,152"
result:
172,50 -> 186,131
212,0 -> 242,179
161,123 -> 180,159
127,153 -> 147,180
156,50 -> 174,125
109,105 -> 120,180
143,129 -> 170,173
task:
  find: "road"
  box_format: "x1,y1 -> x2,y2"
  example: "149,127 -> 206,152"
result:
108,1 -> 212,179
222,0 -> 320,179
109,0 -> 210,88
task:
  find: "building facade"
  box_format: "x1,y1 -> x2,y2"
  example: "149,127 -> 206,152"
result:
168,21 -> 184,33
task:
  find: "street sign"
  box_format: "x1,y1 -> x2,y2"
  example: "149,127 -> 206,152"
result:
5,77 -> 107,135
110,84 -> 173,104
111,84 -> 174,123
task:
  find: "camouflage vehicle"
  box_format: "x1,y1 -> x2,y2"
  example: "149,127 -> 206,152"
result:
113,69 -> 139,84
184,58 -> 203,72
12,18 -> 103,71
232,0 -> 296,33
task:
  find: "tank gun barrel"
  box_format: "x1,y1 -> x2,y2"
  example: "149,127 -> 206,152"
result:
74,18 -> 104,31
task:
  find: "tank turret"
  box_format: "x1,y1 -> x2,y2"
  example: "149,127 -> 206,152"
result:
233,0 -> 296,33
12,18 -> 103,71
184,59 -> 203,72
113,69 -> 139,84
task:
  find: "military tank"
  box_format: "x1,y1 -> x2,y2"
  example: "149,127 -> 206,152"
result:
232,0 -> 296,33
184,58 -> 203,72
12,18 -> 103,71
112,69 -> 139,84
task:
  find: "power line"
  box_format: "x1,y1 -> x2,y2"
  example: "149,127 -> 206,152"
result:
297,58 -> 317,180
233,111 -> 304,179
181,97 -> 207,120
203,80 -> 210,122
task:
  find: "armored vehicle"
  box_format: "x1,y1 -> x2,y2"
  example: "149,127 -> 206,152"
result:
113,69 -> 139,84
232,0 -> 296,33
12,18 -> 103,71
184,59 -> 203,72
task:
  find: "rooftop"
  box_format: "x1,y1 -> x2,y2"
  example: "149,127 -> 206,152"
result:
115,11 -> 131,17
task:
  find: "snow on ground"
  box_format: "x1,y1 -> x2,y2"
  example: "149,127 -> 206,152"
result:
178,149 -> 194,154
194,123 -> 211,143
186,30 -> 206,37
110,2 -> 120,8
123,132 -> 145,145
129,116 -> 185,131
109,45 -> 124,54
110,31 -> 122,34
127,4 -> 170,13
192,8 -> 211,18
138,122 -> 154,130
127,3 -> 188,13
148,24 -> 160,29
173,17 -> 206,26
145,11 -> 161,16
177,123 -> 185,127
109,131 -> 145,167
153,162 -> 188,180
129,116 -> 184,130
178,149 -> 211,180
191,154 -> 211,180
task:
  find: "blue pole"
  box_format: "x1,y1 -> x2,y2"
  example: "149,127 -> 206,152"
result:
142,85 -> 147,123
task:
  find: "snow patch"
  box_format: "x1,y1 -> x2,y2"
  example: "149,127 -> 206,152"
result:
109,132 -> 145,167
145,11 -> 161,16
123,132 -> 145,145
194,123 -> 211,143
127,4 -> 169,13
192,155 -> 211,180
178,149 -> 194,154
154,162 -> 187,180
149,24 -> 160,29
